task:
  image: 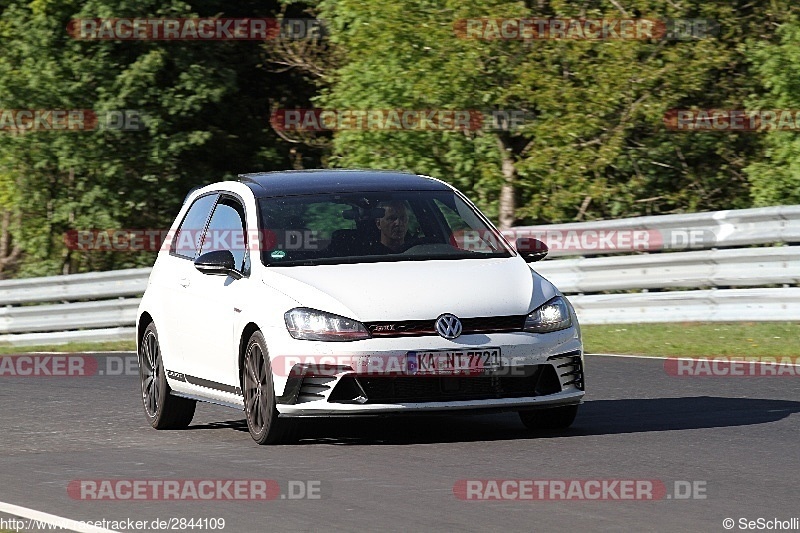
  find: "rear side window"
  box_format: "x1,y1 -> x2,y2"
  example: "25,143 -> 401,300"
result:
170,193 -> 218,259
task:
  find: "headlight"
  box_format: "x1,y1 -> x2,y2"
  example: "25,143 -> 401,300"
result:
524,296 -> 572,333
284,308 -> 370,341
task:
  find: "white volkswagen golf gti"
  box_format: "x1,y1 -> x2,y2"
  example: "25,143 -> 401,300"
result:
137,170 -> 584,444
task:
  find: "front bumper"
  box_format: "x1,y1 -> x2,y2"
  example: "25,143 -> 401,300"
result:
269,329 -> 584,417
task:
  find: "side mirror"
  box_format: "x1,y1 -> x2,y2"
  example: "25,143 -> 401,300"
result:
516,237 -> 548,263
194,250 -> 242,279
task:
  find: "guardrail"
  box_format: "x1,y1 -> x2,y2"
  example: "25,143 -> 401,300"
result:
0,206 -> 797,346
569,287 -> 800,324
513,204 -> 800,256
0,268 -> 150,305
533,246 -> 800,292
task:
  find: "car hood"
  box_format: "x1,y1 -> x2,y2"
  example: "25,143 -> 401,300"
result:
261,257 -> 558,322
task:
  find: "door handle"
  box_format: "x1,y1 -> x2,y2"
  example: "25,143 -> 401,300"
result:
179,277 -> 190,287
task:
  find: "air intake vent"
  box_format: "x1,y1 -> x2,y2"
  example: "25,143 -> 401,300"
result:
547,350 -> 584,391
296,377 -> 335,403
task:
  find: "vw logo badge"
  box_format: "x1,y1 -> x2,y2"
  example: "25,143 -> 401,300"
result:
435,314 -> 462,339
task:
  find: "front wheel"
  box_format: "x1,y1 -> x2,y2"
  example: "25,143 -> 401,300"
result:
518,405 -> 579,431
242,330 -> 296,445
139,322 -> 196,429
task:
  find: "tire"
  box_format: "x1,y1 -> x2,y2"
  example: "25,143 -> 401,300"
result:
139,322 -> 196,429
518,405 -> 579,431
242,330 -> 297,445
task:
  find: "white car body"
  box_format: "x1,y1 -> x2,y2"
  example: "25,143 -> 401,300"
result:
137,170 -> 584,442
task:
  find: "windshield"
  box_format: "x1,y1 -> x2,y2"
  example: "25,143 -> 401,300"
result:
257,190 -> 514,266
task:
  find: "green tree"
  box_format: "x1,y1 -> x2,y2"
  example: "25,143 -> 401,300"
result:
312,0 -> 794,225
0,0 -> 314,277
744,18 -> 800,206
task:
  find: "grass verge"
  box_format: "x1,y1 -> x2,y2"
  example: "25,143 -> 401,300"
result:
0,340 -> 135,355
583,322 -> 799,358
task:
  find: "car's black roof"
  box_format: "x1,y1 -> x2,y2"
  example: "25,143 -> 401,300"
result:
238,169 -> 450,198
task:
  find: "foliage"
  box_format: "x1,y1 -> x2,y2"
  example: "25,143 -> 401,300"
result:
0,0 -> 313,276
744,18 -> 800,205
316,0 -> 796,224
0,0 -> 799,276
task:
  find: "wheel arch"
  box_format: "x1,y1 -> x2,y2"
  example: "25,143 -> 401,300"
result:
137,311 -> 154,353
238,322 -> 262,389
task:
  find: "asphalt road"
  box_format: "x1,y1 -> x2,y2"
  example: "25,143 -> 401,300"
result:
0,353 -> 798,532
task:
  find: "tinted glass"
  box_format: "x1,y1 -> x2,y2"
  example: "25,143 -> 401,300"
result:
200,199 -> 248,272
171,194 -> 218,259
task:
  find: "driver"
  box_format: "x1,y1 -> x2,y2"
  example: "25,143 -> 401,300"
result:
374,200 -> 410,253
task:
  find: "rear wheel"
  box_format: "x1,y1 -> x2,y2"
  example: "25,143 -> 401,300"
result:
518,405 -> 579,431
139,322 -> 196,429
242,330 -> 296,445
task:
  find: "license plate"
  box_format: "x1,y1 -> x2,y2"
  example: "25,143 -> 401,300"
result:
406,348 -> 501,376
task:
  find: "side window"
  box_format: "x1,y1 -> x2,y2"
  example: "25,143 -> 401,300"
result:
171,194 -> 218,259
433,197 -> 504,253
199,197 -> 248,273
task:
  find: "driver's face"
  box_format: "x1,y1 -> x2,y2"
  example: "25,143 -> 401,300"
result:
377,204 -> 408,242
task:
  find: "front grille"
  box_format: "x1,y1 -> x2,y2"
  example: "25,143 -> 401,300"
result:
366,315 -> 527,338
358,375 -> 536,402
328,365 -> 562,404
